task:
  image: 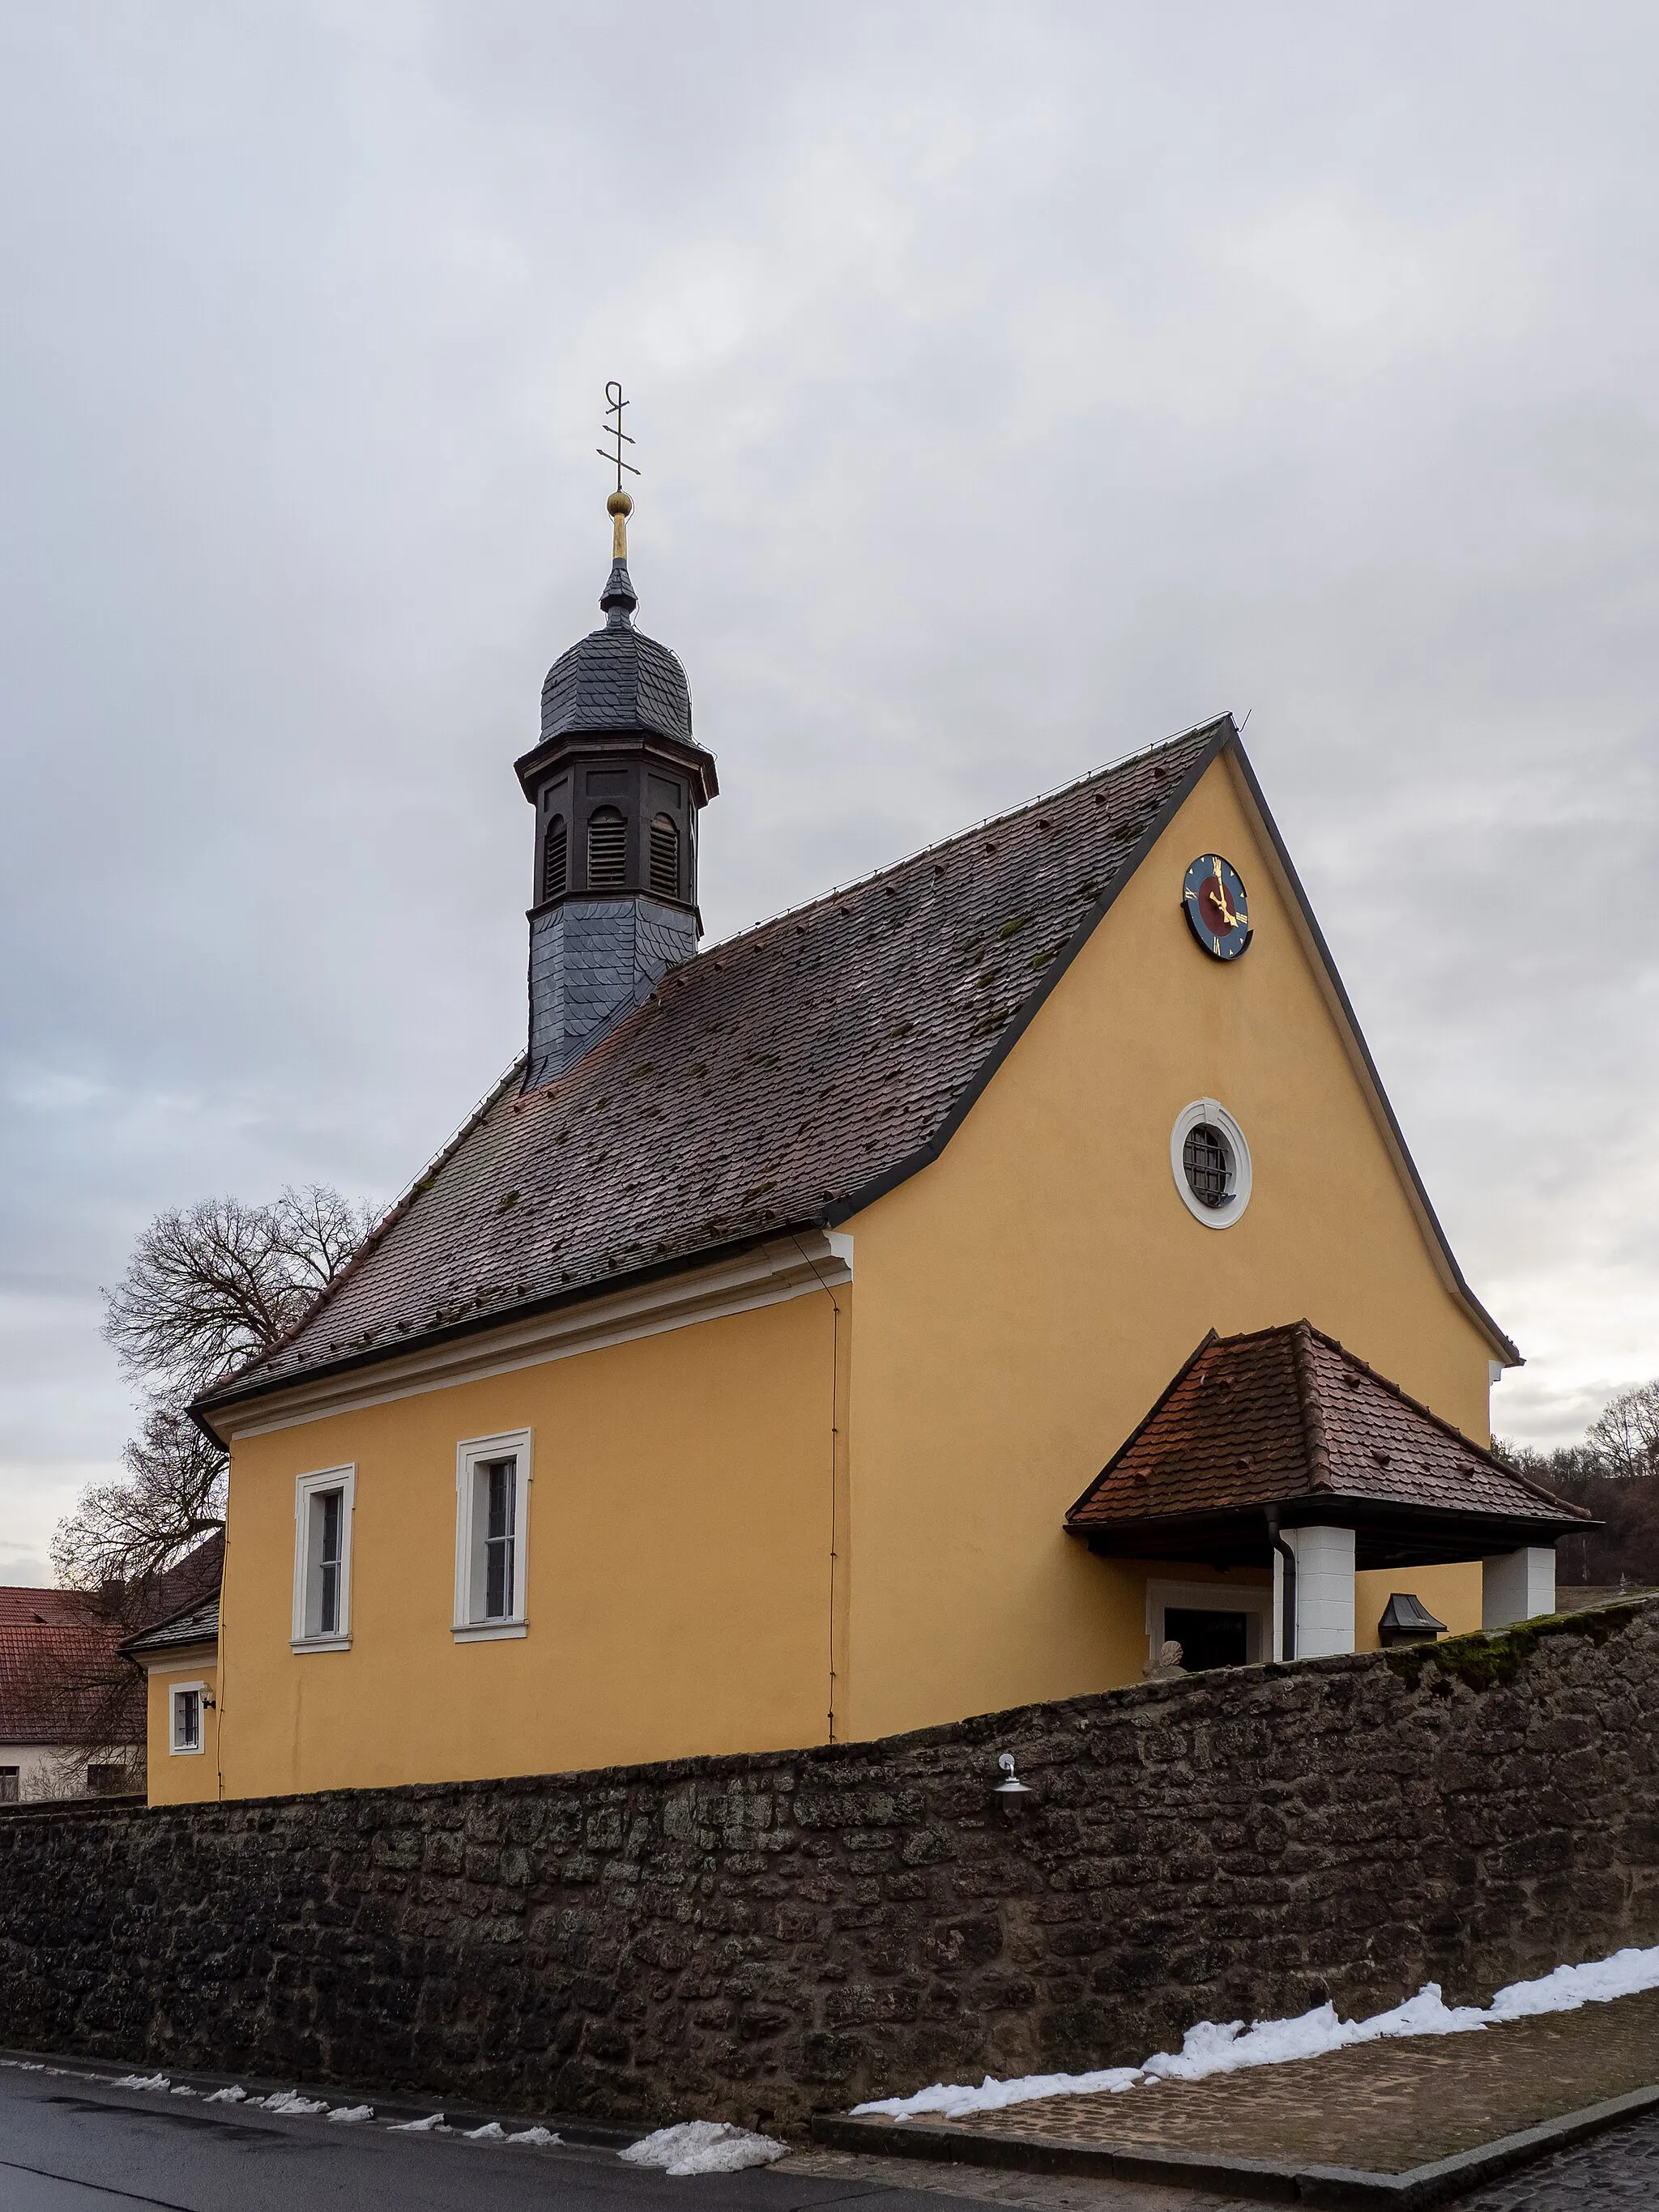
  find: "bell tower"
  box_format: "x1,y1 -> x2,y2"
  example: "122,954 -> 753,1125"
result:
514,390 -> 718,1087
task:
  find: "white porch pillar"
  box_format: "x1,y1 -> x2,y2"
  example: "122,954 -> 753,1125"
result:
1273,1526 -> 1356,1658
1482,1547 -> 1556,1631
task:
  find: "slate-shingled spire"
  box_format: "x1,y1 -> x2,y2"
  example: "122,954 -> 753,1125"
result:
514,476 -> 719,1088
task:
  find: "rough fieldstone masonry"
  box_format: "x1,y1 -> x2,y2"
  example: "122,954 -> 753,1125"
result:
2,1602 -> 1657,2133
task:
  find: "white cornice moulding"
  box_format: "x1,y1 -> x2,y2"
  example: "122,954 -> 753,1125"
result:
215,1229 -> 853,1441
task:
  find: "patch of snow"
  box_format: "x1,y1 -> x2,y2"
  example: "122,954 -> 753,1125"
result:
203,2086 -> 247,2103
1488,1946 -> 1659,2018
875,2068 -> 1141,2123
168,2085 -> 200,2097
852,1940 -> 1659,2119
391,2112 -> 452,2133
254,2091 -> 330,2116
113,2074 -> 170,2092
464,2121 -> 506,2140
621,2120 -> 790,2176
506,2125 -> 563,2146
328,2104 -> 375,2124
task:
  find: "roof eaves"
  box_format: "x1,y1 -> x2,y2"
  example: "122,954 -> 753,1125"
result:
1222,747 -> 1522,1370
190,1221 -> 806,1426
827,716 -> 1237,1231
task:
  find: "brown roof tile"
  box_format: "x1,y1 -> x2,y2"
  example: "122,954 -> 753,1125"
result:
206,719 -> 1230,1408
1067,1323 -> 1591,1534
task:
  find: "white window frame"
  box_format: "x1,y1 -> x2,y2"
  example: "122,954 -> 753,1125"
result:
291,1464 -> 356,1652
169,1681 -> 207,1756
454,1429 -> 532,1641
1171,1097 -> 1253,1230
1145,1578 -> 1273,1669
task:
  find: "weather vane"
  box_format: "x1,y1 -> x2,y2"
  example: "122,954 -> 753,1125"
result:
597,379 -> 638,560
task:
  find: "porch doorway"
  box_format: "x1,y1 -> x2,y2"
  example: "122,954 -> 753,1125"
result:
1164,1606 -> 1249,1673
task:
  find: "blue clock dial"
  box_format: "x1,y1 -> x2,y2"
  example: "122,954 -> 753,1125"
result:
1183,855 -> 1252,960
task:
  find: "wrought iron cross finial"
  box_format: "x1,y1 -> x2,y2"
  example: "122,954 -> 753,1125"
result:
597,380 -> 639,497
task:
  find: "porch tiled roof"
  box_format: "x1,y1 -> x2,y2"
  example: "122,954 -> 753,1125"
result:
1067,1323 -> 1589,1533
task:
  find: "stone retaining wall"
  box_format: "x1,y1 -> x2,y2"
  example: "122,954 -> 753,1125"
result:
2,1602 -> 1656,2133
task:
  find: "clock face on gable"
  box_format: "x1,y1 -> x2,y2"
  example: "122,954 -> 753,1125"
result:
1183,854 -> 1252,960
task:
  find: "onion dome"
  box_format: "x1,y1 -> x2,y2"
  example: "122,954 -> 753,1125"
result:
538,492 -> 693,747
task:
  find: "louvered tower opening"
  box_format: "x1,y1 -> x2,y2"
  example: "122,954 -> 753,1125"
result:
649,814 -> 680,900
586,807 -> 627,888
541,815 -> 567,901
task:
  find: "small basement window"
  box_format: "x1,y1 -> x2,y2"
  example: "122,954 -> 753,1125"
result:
85,1763 -> 131,1796
542,814 -> 568,901
292,1465 -> 355,1648
587,806 -> 627,888
170,1684 -> 206,1755
454,1430 -> 532,1640
649,812 -> 680,900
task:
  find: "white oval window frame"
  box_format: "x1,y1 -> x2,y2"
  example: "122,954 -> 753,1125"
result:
1171,1098 -> 1253,1230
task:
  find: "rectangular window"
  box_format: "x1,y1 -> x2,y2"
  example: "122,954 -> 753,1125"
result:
0,1767 -> 18,1804
292,1464 -> 356,1649
170,1685 -> 206,1755
454,1430 -> 531,1640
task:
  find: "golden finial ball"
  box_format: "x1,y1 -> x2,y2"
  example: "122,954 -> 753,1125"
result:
607,490 -> 633,518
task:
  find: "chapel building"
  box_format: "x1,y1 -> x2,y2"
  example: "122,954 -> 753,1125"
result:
154,494 -> 1585,1804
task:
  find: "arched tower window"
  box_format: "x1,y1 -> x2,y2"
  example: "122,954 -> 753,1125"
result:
541,815 -> 567,901
586,806 -> 627,889
649,813 -> 680,900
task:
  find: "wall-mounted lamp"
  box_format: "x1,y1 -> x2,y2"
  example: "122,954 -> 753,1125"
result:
993,1751 -> 1034,1813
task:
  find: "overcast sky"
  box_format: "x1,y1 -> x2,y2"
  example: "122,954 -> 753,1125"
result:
2,2 -> 1656,1583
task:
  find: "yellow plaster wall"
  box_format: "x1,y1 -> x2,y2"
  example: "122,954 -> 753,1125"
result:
838,752 -> 1494,1741
215,1286 -> 844,1801
144,1649 -> 220,1805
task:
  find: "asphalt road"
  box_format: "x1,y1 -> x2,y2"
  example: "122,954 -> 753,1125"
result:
0,2067 -> 979,2212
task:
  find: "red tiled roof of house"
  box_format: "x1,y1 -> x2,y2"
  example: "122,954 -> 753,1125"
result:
0,1536 -> 223,1748
0,1596 -> 140,1746
1067,1322 -> 1591,1532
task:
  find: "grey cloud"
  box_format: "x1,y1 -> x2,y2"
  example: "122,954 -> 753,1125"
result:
2,2 -> 1657,1560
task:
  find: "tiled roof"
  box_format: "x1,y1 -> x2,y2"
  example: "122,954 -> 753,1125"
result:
0,1595 -> 140,1746
1067,1323 -> 1591,1533
122,1593 -> 220,1658
0,1537 -> 222,1745
538,595 -> 693,748
206,718 -> 1231,1409
0,1588 -> 91,1627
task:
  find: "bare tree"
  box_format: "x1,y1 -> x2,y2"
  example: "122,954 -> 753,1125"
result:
51,1406 -> 231,1593
53,1184 -> 372,1594
1588,1379 -> 1659,1481
102,1184 -> 372,1405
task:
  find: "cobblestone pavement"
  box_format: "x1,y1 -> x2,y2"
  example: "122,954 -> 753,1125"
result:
1455,2108 -> 1659,2209
859,1990 -> 1659,2176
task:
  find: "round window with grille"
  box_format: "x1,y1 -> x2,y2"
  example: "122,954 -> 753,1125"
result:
1170,1100 -> 1252,1228
1182,1122 -> 1231,1208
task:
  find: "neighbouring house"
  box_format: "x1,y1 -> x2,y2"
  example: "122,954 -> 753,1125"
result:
174,494 -> 1586,1810
0,1588 -> 143,1801
0,1536 -> 227,1805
